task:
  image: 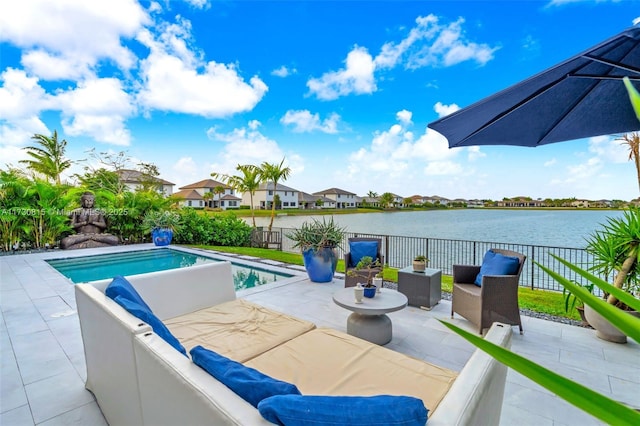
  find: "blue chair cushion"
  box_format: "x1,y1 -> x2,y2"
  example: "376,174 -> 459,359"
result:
349,241 -> 379,267
113,295 -> 187,356
474,250 -> 520,286
190,345 -> 301,408
258,394 -> 428,426
105,275 -> 152,312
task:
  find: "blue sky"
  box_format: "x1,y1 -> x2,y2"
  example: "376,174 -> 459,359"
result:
1,0 -> 639,201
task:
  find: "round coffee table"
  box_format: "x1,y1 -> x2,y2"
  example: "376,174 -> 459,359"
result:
332,288 -> 408,345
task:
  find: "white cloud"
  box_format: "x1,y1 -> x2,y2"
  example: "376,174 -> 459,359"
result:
0,68 -> 53,145
137,20 -> 268,117
467,146 -> 485,161
588,135 -> 628,164
308,14 -> 497,100
280,110 -> 340,134
306,46 -> 376,100
271,66 -> 297,77
184,0 -> 209,9
396,110 -> 412,125
434,101 -> 460,118
55,78 -> 135,145
375,15 -> 497,70
544,158 -> 557,167
346,111 -> 461,186
0,0 -> 147,80
206,123 -> 302,177
424,161 -> 463,175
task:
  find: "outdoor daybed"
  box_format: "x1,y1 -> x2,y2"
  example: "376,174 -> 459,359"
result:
75,261 -> 513,426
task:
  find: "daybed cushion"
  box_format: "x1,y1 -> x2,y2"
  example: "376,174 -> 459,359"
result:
349,240 -> 379,267
190,345 -> 301,408
105,275 -> 152,311
245,328 -> 458,412
165,298 -> 316,362
258,394 -> 428,426
113,295 -> 187,356
474,250 -> 520,286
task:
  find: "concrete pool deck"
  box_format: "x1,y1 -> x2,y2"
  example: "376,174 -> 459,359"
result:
1,244 -> 639,425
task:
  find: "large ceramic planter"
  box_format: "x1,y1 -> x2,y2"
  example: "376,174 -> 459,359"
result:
152,228 -> 173,246
584,304 -> 639,343
302,246 -> 337,283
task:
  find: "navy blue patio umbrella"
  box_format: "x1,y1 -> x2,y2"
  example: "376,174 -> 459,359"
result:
428,25 -> 640,148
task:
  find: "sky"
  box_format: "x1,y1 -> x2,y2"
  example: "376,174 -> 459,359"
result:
1,0 -> 639,201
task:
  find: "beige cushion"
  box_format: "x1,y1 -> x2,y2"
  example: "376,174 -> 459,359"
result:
245,328 -> 458,411
165,299 -> 316,362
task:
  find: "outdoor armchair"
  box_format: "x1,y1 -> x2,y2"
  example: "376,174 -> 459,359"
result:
451,248 -> 526,335
344,237 -> 384,288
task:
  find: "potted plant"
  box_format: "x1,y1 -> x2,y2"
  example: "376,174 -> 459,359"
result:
582,207 -> 640,342
286,217 -> 345,283
413,255 -> 428,273
143,210 -> 181,246
562,280 -> 594,326
347,255 -> 382,297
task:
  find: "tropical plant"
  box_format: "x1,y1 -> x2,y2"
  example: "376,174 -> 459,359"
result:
562,280 -> 594,313
23,180 -> 73,248
413,255 -> 428,262
286,217 -> 345,252
260,158 -> 291,232
212,164 -> 262,228
585,207 -> 640,307
0,168 -> 31,251
203,192 -> 214,208
142,210 -> 181,232
20,130 -> 72,185
379,192 -> 394,208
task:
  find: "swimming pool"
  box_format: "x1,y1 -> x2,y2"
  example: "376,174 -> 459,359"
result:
46,248 -> 293,290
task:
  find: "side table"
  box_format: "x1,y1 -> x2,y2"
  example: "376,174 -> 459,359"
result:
332,288 -> 407,345
397,267 -> 442,309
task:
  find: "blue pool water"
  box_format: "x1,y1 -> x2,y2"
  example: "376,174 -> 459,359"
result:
46,248 -> 292,290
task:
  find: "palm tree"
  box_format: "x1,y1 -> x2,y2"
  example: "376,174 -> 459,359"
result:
212,164 -> 262,227
20,131 -> 72,185
367,190 -> 378,198
618,132 -> 640,193
202,192 -> 213,208
379,192 -> 394,209
260,158 -> 291,232
213,185 -> 225,208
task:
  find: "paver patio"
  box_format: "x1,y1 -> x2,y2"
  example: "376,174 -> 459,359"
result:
1,245 -> 638,425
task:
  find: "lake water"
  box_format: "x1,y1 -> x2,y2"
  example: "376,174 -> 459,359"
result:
250,209 -> 624,249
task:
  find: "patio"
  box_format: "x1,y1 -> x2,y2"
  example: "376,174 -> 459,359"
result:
1,245 -> 638,425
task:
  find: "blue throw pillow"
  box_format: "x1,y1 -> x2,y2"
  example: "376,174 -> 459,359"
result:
258,394 -> 428,426
349,241 -> 379,267
474,250 -> 520,286
190,345 -> 301,408
113,295 -> 187,356
105,275 -> 152,312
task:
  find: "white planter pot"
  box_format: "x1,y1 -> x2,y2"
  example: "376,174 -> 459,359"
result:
583,304 -> 639,344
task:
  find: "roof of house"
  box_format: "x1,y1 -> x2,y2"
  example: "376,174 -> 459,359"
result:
180,179 -> 229,190
298,192 -> 332,203
220,194 -> 241,201
257,182 -> 298,192
173,189 -> 203,200
116,169 -> 174,185
312,187 -> 356,196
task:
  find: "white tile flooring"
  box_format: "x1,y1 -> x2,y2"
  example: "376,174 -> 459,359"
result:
1,245 -> 638,425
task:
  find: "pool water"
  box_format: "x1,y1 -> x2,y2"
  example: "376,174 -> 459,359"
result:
46,248 -> 292,290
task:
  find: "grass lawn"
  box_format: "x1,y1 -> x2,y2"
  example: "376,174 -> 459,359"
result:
189,244 -> 580,321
